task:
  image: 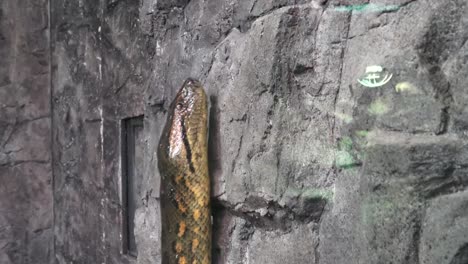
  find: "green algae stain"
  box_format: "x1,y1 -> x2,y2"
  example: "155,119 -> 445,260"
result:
368,98 -> 390,115
334,3 -> 401,13
335,137 -> 360,169
355,130 -> 370,137
335,150 -> 356,168
338,136 -> 353,151
302,188 -> 334,201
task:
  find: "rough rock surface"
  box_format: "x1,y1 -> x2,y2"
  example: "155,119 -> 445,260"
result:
51,0 -> 149,263
0,0 -> 53,263
2,0 -> 468,263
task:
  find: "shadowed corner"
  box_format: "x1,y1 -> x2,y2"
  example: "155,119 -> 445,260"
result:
208,94 -> 223,194
208,94 -> 224,264
450,243 -> 468,264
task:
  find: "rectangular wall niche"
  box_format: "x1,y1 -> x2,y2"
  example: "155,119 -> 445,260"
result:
121,116 -> 145,257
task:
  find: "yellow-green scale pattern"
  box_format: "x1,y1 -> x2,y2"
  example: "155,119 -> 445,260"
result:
158,78 -> 211,264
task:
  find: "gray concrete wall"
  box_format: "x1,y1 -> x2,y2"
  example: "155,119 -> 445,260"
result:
140,1 -> 468,264
0,0 -> 53,263
2,0 -> 468,263
50,0 -> 150,263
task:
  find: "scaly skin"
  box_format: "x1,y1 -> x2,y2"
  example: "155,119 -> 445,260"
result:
158,78 -> 211,264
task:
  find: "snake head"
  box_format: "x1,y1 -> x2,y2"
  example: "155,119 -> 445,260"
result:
158,78 -> 208,161
173,78 -> 205,117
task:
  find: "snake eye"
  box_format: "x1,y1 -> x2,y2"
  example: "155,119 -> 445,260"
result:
176,103 -> 184,111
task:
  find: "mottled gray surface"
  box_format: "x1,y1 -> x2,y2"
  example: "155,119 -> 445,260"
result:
143,1 -> 468,263
51,0 -> 149,263
0,0 -> 53,263
1,0 -> 468,263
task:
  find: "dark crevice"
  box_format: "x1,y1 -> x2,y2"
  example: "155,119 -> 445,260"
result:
155,0 -> 191,11
0,159 -> 50,168
228,114 -> 247,123
230,134 -> 243,175
331,11 -> 351,140
212,193 -> 327,232
147,95 -> 166,113
211,202 -> 255,264
403,214 -> 422,264
417,164 -> 467,199
273,146 -> 282,193
201,52 -> 216,83
114,73 -> 132,94
450,243 -> 468,264
237,4 -> 290,33
416,0 -> 468,134
235,1 -> 309,33
422,177 -> 464,199
269,7 -> 302,97
293,64 -> 314,75
208,95 -> 223,197
211,203 -> 232,264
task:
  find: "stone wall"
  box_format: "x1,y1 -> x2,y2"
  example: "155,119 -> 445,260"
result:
141,0 -> 468,263
2,0 -> 468,263
50,0 -> 150,263
0,0 -> 53,263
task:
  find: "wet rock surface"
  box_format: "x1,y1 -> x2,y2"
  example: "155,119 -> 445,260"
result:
1,0 -> 468,263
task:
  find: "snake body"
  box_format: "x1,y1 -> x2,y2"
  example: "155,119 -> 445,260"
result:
158,79 -> 211,264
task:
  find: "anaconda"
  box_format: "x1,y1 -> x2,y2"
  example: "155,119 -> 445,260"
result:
158,78 -> 211,264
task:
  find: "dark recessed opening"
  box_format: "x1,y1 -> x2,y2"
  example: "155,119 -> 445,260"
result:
121,116 -> 144,257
